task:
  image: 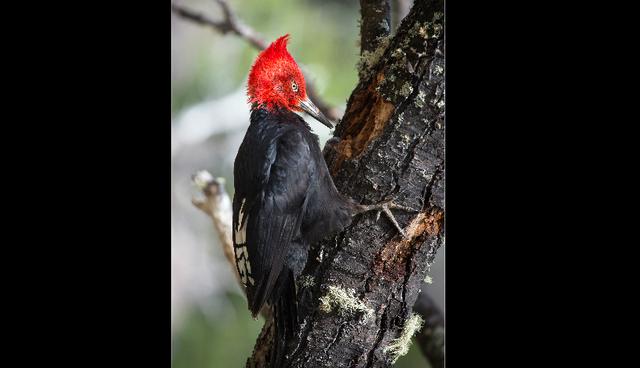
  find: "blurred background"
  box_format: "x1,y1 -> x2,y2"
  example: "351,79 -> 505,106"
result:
171,0 -> 443,366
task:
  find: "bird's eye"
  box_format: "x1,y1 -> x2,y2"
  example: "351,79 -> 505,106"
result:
291,81 -> 298,93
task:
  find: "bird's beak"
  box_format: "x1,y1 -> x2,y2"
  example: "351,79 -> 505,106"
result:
299,97 -> 334,128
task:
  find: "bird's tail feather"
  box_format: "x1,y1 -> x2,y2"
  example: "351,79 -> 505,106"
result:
270,269 -> 297,368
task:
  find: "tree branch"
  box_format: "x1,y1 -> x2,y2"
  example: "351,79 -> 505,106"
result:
171,0 -> 342,122
359,0 -> 391,56
191,171 -> 239,284
191,170 -> 272,321
171,1 -> 267,50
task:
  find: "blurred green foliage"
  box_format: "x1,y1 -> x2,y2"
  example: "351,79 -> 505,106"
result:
172,292 -> 264,367
172,293 -> 429,368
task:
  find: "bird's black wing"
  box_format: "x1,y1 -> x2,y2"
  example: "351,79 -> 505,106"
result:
233,123 -> 312,317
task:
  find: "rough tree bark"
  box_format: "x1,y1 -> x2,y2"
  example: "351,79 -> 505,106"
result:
248,0 -> 444,367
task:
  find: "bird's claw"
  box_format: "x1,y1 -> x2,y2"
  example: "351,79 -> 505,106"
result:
381,203 -> 406,238
382,200 -> 421,213
358,198 -> 419,239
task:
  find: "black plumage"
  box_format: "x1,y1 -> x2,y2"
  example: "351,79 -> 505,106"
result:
232,107 -> 355,320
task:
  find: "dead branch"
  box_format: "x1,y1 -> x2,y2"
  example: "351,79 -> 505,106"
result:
191,170 -> 239,284
191,170 -> 272,321
171,0 -> 342,122
171,1 -> 267,50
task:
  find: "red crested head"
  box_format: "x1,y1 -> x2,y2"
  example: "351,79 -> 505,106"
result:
247,34 -> 333,128
247,35 -> 306,111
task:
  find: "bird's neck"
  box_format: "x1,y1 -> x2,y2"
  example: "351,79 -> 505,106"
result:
250,101 -> 289,113
251,104 -> 297,118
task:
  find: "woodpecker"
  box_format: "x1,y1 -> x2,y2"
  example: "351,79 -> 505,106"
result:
232,34 -> 408,365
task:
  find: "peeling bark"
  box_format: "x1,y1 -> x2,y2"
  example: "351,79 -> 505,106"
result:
246,0 -> 445,366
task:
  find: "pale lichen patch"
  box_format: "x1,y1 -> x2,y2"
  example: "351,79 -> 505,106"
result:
406,21 -> 430,46
400,82 -> 414,97
357,36 -> 391,80
424,275 -> 433,284
299,275 -> 315,288
319,285 -> 374,320
432,23 -> 443,39
391,48 -> 405,59
418,26 -> 428,39
383,313 -> 425,363
415,90 -> 426,108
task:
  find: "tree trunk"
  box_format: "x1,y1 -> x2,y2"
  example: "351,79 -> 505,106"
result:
248,0 -> 444,366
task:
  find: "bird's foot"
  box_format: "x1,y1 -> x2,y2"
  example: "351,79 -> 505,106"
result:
357,199 -> 420,238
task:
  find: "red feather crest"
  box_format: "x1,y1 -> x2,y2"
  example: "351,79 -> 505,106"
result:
247,34 -> 307,111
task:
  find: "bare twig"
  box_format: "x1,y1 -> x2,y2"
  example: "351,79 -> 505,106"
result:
171,0 -> 342,122
171,1 -> 267,50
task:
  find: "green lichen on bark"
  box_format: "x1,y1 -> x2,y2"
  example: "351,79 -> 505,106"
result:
383,313 -> 425,363
399,82 -> 414,97
424,274 -> 433,284
318,285 -> 374,320
357,36 -> 391,80
298,275 -> 315,288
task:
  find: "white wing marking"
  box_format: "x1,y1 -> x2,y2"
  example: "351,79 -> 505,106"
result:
234,199 -> 255,286
237,257 -> 247,285
235,198 -> 248,245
